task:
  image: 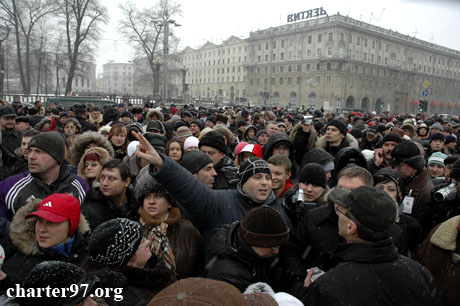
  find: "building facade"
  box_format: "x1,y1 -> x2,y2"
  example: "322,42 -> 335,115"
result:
182,36 -> 248,103
102,62 -> 134,95
181,14 -> 460,114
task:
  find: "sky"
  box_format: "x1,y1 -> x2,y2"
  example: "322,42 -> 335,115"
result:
96,0 -> 460,74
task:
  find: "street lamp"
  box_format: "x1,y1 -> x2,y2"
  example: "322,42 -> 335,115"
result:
163,19 -> 181,104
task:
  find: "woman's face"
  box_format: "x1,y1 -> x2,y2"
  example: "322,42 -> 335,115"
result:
375,181 -> 398,202
168,142 -> 182,161
428,164 -> 445,178
143,193 -> 171,220
111,131 -> 127,147
247,129 -> 256,139
35,218 -> 70,248
84,161 -> 102,179
64,122 -> 77,135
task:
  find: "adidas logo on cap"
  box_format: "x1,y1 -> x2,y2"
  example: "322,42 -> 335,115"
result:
43,202 -> 52,208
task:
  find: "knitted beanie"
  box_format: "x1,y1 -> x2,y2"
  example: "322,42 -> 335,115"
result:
239,206 -> 289,248
391,141 -> 425,171
184,136 -> 199,151
191,119 -> 203,130
176,126 -> 192,140
327,119 -> 347,135
28,132 -> 65,164
206,115 -> 216,125
134,167 -> 173,206
430,132 -> 445,143
89,218 -> 143,267
382,132 -> 402,145
181,150 -> 213,174
298,163 -> 327,188
239,157 -> 272,187
199,131 -> 227,153
349,128 -> 363,139
427,152 -> 447,167
445,135 -> 457,145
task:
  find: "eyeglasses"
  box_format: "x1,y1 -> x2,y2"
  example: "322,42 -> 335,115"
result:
271,246 -> 280,251
334,204 -> 360,225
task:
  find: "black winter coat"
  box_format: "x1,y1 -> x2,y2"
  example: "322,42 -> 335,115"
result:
81,186 -> 139,231
206,222 -> 284,292
300,239 -> 441,306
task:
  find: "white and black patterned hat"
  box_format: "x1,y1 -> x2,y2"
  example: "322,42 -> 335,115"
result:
88,218 -> 143,266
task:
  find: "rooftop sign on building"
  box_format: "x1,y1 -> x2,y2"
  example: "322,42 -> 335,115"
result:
287,7 -> 327,23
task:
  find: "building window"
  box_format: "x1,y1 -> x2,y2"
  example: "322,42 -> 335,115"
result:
317,63 -> 321,70
315,76 -> 320,83
307,49 -> 311,57
271,78 -> 275,85
250,79 -> 254,85
340,33 -> 344,41
306,64 -> 310,70
258,56 -> 261,63
297,77 -> 301,84
338,76 -> 342,84
280,66 -> 284,72
326,76 -> 331,84
257,79 -> 260,85
317,48 -> 321,56
288,77 -> 292,85
272,54 -> 276,60
308,36 -> 312,44
266,43 -> 269,50
280,77 -> 283,85
281,40 -> 285,48
363,53 -> 367,61
288,65 -> 292,72
318,34 -> 322,43
264,78 -> 267,85
328,48 -> 332,56
348,35 -> 352,43
265,54 -> 268,61
364,38 -> 368,47
357,37 -> 360,45
328,33 -> 333,41
327,63 -> 331,70
280,53 -> 284,60
297,64 -> 302,72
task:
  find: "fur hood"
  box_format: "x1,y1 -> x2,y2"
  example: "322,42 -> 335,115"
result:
289,122 -> 317,141
146,109 -> 164,123
315,133 -> 359,150
9,198 -> 90,256
430,215 -> 460,252
70,131 -> 114,165
77,147 -> 112,183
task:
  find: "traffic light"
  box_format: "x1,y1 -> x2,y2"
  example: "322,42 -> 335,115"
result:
418,100 -> 428,112
418,100 -> 423,112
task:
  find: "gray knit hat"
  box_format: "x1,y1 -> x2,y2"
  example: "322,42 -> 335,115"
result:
28,132 -> 65,164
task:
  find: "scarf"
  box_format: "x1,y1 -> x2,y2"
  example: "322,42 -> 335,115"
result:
139,207 -> 181,277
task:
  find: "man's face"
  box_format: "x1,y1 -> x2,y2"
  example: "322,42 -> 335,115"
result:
299,182 -> 325,202
183,116 -> 192,124
395,163 -> 417,179
430,140 -> 444,151
337,176 -> 366,190
238,124 -> 247,132
382,141 -> 398,162
0,116 -> 15,130
190,123 -> 201,136
258,134 -> 269,145
194,163 -> 217,188
59,117 -> 68,125
121,116 -> 131,123
28,147 -> 59,175
431,128 -> 441,135
326,126 -> 345,146
15,121 -> 30,132
242,172 -> 272,203
99,168 -> 130,199
418,127 -> 428,136
267,123 -> 279,136
91,111 -> 101,120
252,246 -> 279,258
205,120 -> 215,128
272,144 -> 290,158
284,118 -> 292,127
366,132 -> 377,141
269,164 -> 290,192
21,136 -> 32,159
200,145 -> 224,166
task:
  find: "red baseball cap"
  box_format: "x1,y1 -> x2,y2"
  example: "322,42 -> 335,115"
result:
26,194 -> 80,237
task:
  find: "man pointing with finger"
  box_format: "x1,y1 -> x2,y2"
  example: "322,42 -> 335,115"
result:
131,131 -> 291,238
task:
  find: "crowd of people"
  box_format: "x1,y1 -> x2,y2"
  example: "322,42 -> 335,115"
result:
0,98 -> 458,305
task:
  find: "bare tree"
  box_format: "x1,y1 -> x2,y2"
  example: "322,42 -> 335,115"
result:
119,0 -> 182,97
61,0 -> 107,95
0,0 -> 58,94
0,24 -> 10,97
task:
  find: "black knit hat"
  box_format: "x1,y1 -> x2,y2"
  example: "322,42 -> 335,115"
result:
28,132 -> 65,164
430,132 -> 445,143
391,141 -> 425,171
327,119 -> 347,135
199,131 -> 227,153
382,132 -> 402,144
239,157 -> 272,187
21,261 -> 99,306
191,119 -> 203,130
255,129 -> 268,138
206,115 -> 216,124
181,150 -> 213,174
147,120 -> 165,133
239,206 -> 289,248
336,186 -> 397,236
298,163 -> 326,188
350,128 -> 363,139
89,218 -> 143,267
